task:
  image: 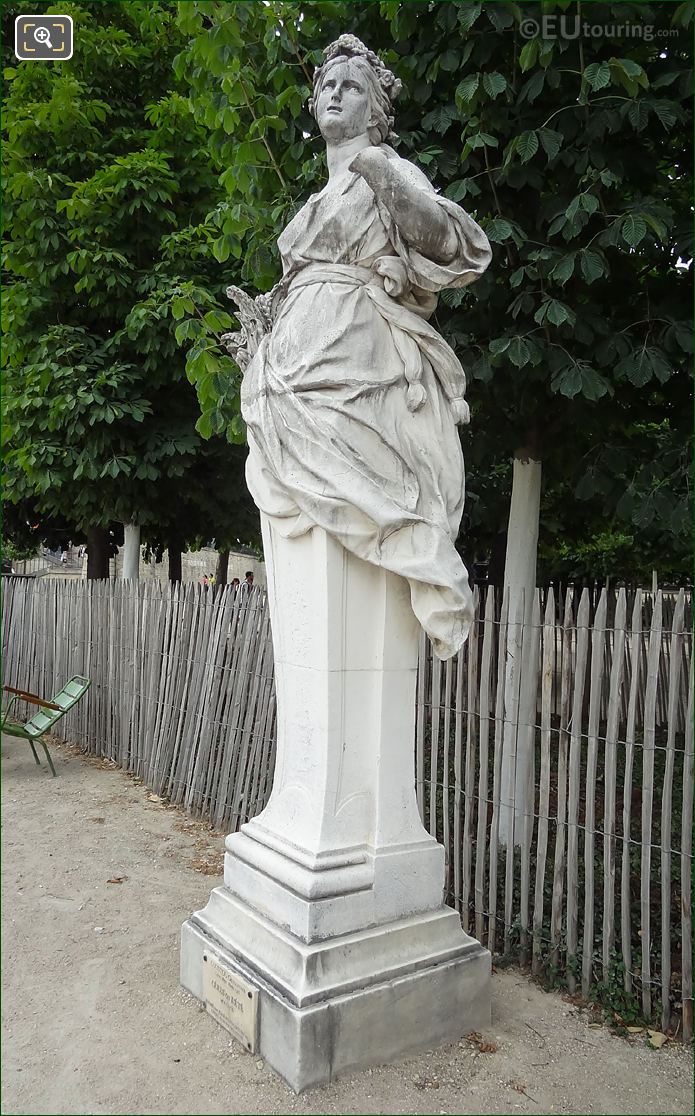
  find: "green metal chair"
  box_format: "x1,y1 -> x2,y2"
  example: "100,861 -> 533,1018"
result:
1,675 -> 91,776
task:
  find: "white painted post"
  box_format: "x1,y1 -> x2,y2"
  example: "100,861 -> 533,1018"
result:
122,522 -> 140,580
499,451 -> 542,846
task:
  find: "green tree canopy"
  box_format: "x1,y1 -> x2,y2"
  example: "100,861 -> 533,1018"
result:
4,1 -> 690,582
2,0 -> 259,570
172,0 -> 691,582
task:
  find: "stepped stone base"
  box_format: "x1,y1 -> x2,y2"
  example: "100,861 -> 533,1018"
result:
181,886 -> 491,1093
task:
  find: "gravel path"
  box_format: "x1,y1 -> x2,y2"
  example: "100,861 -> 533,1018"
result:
2,735 -> 692,1116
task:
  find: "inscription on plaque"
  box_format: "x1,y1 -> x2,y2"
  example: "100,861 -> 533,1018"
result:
202,952 -> 259,1052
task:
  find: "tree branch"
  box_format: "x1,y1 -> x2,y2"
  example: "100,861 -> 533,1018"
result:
238,74 -> 287,190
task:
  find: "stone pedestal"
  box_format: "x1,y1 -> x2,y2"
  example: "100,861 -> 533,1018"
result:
181,520 -> 491,1091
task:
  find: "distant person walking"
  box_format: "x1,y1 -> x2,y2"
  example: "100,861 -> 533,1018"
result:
240,570 -> 255,601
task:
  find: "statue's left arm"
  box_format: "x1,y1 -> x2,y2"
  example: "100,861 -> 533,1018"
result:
349,145 -> 491,424
350,147 -> 459,263
349,146 -> 491,289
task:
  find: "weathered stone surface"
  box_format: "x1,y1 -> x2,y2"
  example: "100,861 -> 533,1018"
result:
183,33 -> 492,1091
182,907 -> 491,1093
225,38 -> 491,662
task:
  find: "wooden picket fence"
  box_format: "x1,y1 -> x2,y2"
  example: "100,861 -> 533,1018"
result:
1,577 -> 277,830
417,584 -> 693,1042
1,576 -> 692,1038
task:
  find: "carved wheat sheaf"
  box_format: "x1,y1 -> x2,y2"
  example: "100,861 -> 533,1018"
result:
222,281 -> 290,371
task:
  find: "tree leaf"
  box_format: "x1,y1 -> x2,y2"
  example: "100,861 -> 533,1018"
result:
538,127 -> 563,161
455,73 -> 480,107
666,321 -> 693,354
212,236 -> 231,262
551,362 -> 608,400
422,104 -> 459,134
550,254 -> 575,286
486,4 -> 515,30
482,71 -> 507,99
485,217 -> 513,242
580,249 -> 605,284
551,364 -> 583,398
627,100 -> 650,131
458,3 -> 483,32
516,130 -> 539,163
609,57 -> 649,94
508,336 -> 530,367
615,348 -> 671,386
651,100 -> 679,129
489,337 -> 511,355
621,215 -> 647,247
580,194 -> 599,215
671,1 -> 693,27
577,364 -> 610,400
519,39 -> 539,72
535,298 -> 575,327
642,213 -> 668,242
548,213 -> 568,236
520,70 -> 545,104
584,62 -> 611,91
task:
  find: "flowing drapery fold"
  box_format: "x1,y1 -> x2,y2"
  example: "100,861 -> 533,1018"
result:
241,156 -> 491,659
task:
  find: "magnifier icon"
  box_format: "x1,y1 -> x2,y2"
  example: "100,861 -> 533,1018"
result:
34,26 -> 53,49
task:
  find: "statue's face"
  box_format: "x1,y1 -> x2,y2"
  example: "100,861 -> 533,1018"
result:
316,60 -> 372,142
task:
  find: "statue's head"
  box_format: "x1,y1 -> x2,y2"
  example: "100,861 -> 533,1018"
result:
309,34 -> 402,146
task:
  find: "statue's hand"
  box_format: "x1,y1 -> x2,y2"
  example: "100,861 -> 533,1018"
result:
372,256 -> 409,298
348,146 -> 391,190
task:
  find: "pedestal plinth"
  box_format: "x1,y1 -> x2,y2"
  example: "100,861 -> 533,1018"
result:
181,520 -> 490,1091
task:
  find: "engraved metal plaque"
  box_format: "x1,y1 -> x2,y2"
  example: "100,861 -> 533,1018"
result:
202,952 -> 259,1052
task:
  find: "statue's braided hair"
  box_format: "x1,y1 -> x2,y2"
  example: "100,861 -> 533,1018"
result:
309,34 -> 402,144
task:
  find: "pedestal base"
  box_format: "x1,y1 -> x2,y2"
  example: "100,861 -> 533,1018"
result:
181,524 -> 491,1090
181,889 -> 491,1092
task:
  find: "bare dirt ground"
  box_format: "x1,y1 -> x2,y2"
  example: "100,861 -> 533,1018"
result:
2,735 -> 692,1116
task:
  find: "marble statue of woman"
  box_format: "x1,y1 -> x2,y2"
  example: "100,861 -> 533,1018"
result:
184,40 -> 495,1083
226,34 -> 491,660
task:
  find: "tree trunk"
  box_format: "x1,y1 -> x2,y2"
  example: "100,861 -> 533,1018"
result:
86,527 -> 110,580
215,548 -> 230,588
168,536 -> 182,583
122,522 -> 140,580
499,446 -> 542,847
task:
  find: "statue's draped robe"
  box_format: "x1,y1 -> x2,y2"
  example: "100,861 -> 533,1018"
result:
241,153 -> 492,659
